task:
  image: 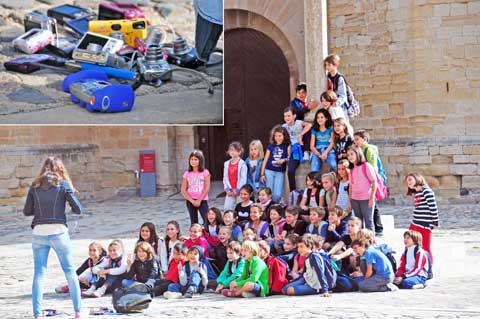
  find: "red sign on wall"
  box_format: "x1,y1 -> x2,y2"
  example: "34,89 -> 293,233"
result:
139,152 -> 155,173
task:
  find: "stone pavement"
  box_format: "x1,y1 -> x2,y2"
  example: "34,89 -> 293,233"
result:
0,0 -> 223,124
0,193 -> 479,319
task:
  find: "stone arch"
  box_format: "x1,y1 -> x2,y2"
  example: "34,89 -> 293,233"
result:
224,8 -> 301,97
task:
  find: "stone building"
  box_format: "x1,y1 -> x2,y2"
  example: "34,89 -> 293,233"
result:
1,0 -> 479,206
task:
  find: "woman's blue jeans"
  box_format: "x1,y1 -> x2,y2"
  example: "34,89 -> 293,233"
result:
32,232 -> 81,316
311,150 -> 337,172
265,169 -> 285,203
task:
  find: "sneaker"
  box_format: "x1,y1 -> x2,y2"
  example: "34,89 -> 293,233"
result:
303,151 -> 310,161
91,286 -> 106,298
55,284 -> 69,293
204,288 -> 215,293
241,291 -> 256,298
163,291 -> 182,299
82,285 -> 96,297
222,289 -> 236,297
376,231 -> 384,237
184,291 -> 193,298
386,283 -> 399,292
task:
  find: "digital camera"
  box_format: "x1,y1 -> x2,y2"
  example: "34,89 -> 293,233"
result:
137,45 -> 171,82
47,4 -> 94,25
13,29 -> 54,54
72,32 -> 124,65
166,37 -> 202,69
88,18 -> 147,47
98,2 -> 146,20
24,11 -> 58,45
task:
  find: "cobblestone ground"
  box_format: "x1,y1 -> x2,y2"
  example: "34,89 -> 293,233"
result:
0,195 -> 479,318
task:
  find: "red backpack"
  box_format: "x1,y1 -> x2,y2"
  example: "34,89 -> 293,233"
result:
351,163 -> 388,201
265,255 -> 288,294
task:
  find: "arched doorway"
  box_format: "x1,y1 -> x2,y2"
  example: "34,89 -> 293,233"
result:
198,28 -> 291,179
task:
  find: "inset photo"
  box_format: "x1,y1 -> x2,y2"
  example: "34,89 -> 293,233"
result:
0,0 -> 223,124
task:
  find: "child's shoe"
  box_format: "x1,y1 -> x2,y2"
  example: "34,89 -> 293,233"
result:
163,291 -> 182,299
55,284 -> 69,293
91,286 -> 106,298
386,283 -> 399,292
184,287 -> 194,298
222,289 -> 237,297
81,285 -> 96,297
241,291 -> 256,298
303,151 -> 310,161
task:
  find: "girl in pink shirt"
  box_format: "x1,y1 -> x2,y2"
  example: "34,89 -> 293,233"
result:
347,146 -> 377,232
181,150 -> 211,226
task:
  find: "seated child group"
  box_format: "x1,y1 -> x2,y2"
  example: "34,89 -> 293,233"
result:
57,54 -> 438,299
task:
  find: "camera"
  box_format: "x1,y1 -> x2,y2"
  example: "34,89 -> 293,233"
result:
12,29 -> 54,54
166,37 -> 203,69
88,18 -> 147,48
137,45 -> 172,82
24,11 -> 58,46
72,32 -> 124,65
98,2 -> 146,20
47,4 -> 94,26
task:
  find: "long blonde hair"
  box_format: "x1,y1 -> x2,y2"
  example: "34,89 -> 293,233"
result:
33,157 -> 75,191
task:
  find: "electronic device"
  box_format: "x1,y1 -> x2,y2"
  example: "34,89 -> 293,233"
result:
98,2 -> 146,20
72,32 -> 124,65
24,11 -> 58,45
63,70 -> 135,113
47,4 -> 94,25
42,37 -> 78,58
3,54 -> 53,74
65,17 -> 91,37
137,44 -> 171,82
88,18 -> 147,47
12,29 -> 54,54
165,36 -> 202,69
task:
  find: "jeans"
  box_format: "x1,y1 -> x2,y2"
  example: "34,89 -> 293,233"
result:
400,276 -> 427,289
224,195 -> 238,211
195,13 -> 223,62
186,200 -> 209,226
32,232 -> 81,317
311,150 -> 337,172
358,274 -> 392,292
168,271 -> 203,293
121,279 -> 137,287
351,199 -> 375,232
282,277 -> 319,296
265,169 -> 285,203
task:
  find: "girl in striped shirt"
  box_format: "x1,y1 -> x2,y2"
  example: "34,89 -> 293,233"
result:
405,173 -> 439,264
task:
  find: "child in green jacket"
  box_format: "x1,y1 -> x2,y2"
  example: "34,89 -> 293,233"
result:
223,240 -> 269,297
215,241 -> 245,293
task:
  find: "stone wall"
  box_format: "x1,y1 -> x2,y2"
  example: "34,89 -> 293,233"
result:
0,126 -> 195,206
328,0 -> 480,203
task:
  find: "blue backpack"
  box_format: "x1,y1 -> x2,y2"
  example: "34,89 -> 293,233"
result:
308,251 -> 337,292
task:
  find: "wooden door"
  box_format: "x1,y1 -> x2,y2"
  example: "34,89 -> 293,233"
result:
197,28 -> 290,180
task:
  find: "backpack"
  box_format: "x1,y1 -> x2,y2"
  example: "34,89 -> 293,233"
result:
406,246 -> 433,280
363,145 -> 387,185
328,72 -> 360,118
351,163 -> 388,202
375,243 -> 397,274
112,282 -> 152,313
266,255 -> 289,294
308,252 -> 337,291
289,189 -> 304,206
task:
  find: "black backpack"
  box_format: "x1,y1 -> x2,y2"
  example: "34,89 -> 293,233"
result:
112,282 -> 152,313
328,72 -> 360,118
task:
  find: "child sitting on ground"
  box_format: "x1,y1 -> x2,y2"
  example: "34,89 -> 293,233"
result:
323,207 -> 348,250
257,187 -> 276,217
351,238 -> 398,292
277,234 -> 300,271
203,207 -> 223,248
56,241 -> 107,294
153,243 -> 187,296
265,204 -> 286,254
244,203 -> 270,240
243,227 -> 258,242
282,206 -> 308,239
84,239 -> 128,297
185,223 -> 209,258
223,241 -> 270,297
164,246 -> 208,299
258,240 -> 288,295
234,184 -> 255,228
222,210 -> 243,243
282,234 -> 334,297
394,230 -> 430,289
209,226 -> 232,276
122,242 -> 160,290
214,241 -> 245,293
306,207 -> 328,246
329,216 -> 362,273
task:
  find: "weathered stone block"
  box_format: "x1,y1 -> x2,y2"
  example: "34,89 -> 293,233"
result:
453,155 -> 471,163
429,146 -> 440,155
450,3 -> 466,16
15,166 -> 33,178
433,4 -> 450,17
462,175 -> 480,188
466,45 -> 480,58
431,155 -> 453,164
452,164 -> 477,175
439,145 -> 462,155
425,176 -> 440,188
466,68 -> 480,80
409,155 -> 432,164
467,1 -> 480,14
439,175 -> 461,189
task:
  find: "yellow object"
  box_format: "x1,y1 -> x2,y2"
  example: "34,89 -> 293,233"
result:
88,18 -> 147,47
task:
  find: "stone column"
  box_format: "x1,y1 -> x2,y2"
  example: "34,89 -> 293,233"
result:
303,0 -> 328,122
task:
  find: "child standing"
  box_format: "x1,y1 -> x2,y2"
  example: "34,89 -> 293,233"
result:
214,241 -> 245,293
394,230 -> 430,289
234,184 -> 254,228
260,125 -> 291,203
222,210 -> 243,243
405,173 -> 439,264
245,140 -> 265,194
333,118 -> 354,161
245,204 -> 270,240
282,234 -> 333,296
347,146 -> 377,232
324,54 -> 349,118
158,221 -> 181,274
320,172 -> 338,210
283,107 -> 313,191
310,109 -> 336,172
223,241 -> 269,297
164,246 -> 209,298
84,239 -> 127,297
223,142 -> 248,211
351,239 -> 398,292
336,159 -> 351,211
122,242 -> 160,290
181,150 -> 211,226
